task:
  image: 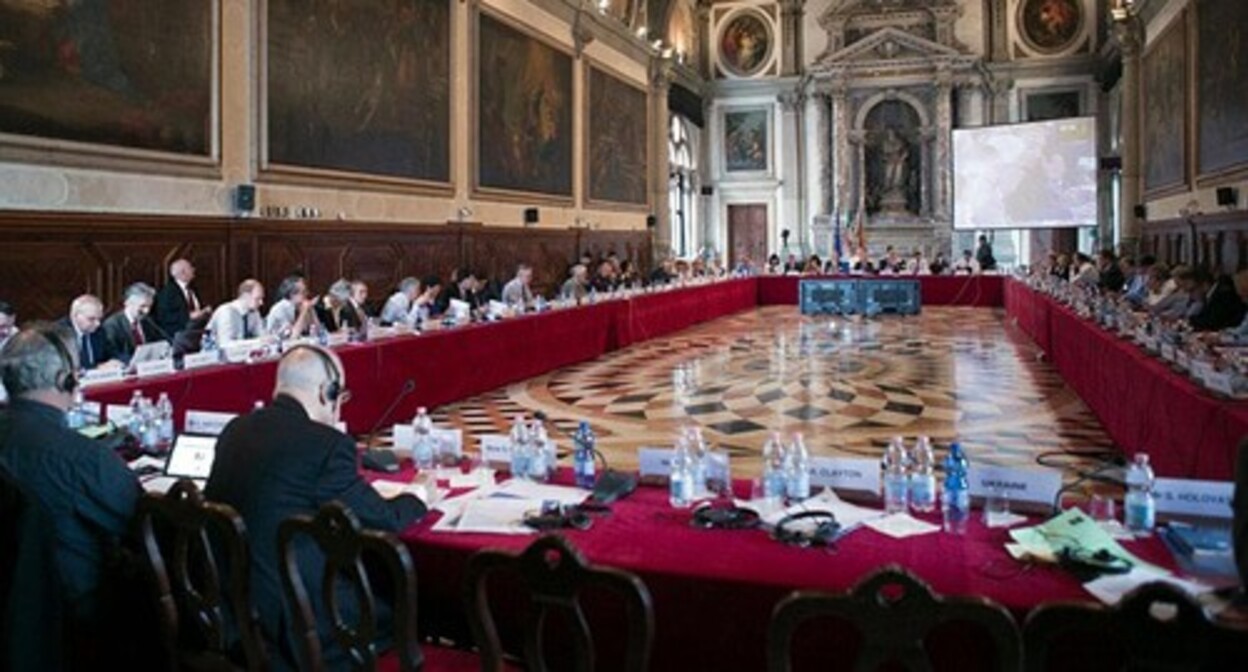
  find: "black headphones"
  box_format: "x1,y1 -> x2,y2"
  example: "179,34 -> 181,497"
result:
38,328 -> 79,394
771,510 -> 842,549
282,344 -> 342,403
522,503 -> 594,531
691,503 -> 761,530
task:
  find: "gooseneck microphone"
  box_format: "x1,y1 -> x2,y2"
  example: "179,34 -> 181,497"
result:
364,379 -> 417,450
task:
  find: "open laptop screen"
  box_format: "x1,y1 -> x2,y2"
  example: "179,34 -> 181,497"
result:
164,434 -> 217,480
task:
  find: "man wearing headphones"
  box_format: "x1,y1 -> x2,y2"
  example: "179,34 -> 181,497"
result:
205,344 -> 426,668
0,324 -> 141,627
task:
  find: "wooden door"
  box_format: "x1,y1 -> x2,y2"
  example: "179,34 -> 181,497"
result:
727,204 -> 768,268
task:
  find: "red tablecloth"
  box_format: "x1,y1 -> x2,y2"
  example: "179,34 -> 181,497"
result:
757,275 -> 1005,307
1004,279 -> 1248,479
396,469 -> 1177,671
84,281 -> 758,433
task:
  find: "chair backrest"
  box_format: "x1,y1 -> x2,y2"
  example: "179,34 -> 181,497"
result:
463,534 -> 654,672
136,478 -> 266,672
277,502 -> 423,672
1023,581 -> 1248,671
0,463 -> 64,672
768,565 -> 1022,672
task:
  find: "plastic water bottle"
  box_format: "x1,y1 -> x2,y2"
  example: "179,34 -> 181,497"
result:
762,432 -> 787,501
786,433 -> 811,501
1124,453 -> 1156,534
572,421 -> 597,489
942,442 -> 971,534
127,390 -> 144,438
909,436 -> 937,513
882,437 -> 910,514
508,415 -> 531,481
156,392 -> 175,446
687,427 -> 708,497
669,436 -> 695,508
528,419 -> 551,482
65,388 -> 86,430
140,398 -> 160,451
201,328 -> 217,355
412,407 -> 435,470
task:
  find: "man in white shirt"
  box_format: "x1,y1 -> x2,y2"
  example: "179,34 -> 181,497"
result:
265,275 -> 317,337
952,250 -> 981,275
380,277 -> 440,326
1071,253 -> 1099,287
209,279 -> 265,344
500,264 -> 534,308
560,265 -> 589,302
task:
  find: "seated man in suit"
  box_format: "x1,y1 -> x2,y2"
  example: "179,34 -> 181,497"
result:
1190,268 -> 1248,332
0,325 -> 141,632
101,282 -> 160,364
57,295 -> 115,371
380,277 -> 439,326
435,269 -> 483,315
560,264 -> 590,302
265,275 -> 318,337
153,258 -> 212,343
314,279 -> 361,333
1216,270 -> 1248,344
207,279 -> 265,345
204,344 -> 425,668
500,264 -> 534,309
348,280 -> 371,326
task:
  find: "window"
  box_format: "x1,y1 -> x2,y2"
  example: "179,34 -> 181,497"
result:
668,115 -> 698,257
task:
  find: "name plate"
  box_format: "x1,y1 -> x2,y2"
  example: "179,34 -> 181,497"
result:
326,332 -> 350,348
431,428 -> 463,456
807,457 -> 880,494
1154,478 -> 1234,518
967,465 -> 1062,506
1175,350 -> 1192,371
393,424 -> 415,452
479,435 -> 511,465
182,351 -> 220,370
184,410 -> 237,436
80,368 -> 125,386
638,447 -> 674,479
1189,360 -> 1215,381
106,404 -> 133,427
136,359 -> 176,378
1203,370 -> 1240,397
1160,344 -> 1177,362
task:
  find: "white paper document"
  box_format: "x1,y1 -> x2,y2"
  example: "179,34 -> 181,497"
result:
371,479 -> 442,505
490,479 -> 590,506
761,489 -> 885,530
453,497 -> 539,535
1083,566 -> 1210,606
863,513 -> 941,539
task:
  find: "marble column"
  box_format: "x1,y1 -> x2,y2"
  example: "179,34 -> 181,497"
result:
697,0 -> 713,79
649,58 -> 674,257
933,71 -> 953,221
805,92 -> 829,223
830,82 -> 852,221
779,0 -> 806,77
778,90 -> 807,251
1114,8 -> 1144,255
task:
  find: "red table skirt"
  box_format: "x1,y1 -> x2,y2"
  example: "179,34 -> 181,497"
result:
84,280 -> 758,433
398,469 -> 1176,671
757,274 -> 1005,307
1004,278 -> 1248,479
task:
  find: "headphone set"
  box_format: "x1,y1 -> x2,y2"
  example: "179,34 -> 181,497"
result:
690,503 -> 761,530
522,502 -> 597,531
38,328 -> 79,394
770,510 -> 843,549
282,344 -> 342,405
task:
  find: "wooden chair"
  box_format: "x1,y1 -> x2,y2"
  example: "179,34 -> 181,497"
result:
277,501 -> 477,672
136,478 -> 266,672
1,464 -> 64,671
767,565 -> 1022,672
1023,581 -> 1248,671
462,533 -> 655,672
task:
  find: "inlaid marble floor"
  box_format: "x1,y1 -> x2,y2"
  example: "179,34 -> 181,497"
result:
429,306 -> 1115,480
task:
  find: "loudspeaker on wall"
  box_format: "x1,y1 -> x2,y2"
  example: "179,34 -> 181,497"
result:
1217,187 -> 1239,208
235,184 -> 256,214
523,207 -> 539,225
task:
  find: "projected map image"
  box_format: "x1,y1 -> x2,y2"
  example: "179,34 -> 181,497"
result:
953,117 -> 1097,230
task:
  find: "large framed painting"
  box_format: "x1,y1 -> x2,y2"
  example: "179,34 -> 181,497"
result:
0,0 -> 217,167
1197,0 -> 1248,182
475,12 -> 573,200
723,108 -> 769,174
263,0 -> 451,186
1017,0 -> 1084,55
586,64 -> 647,208
1142,13 -> 1187,197
718,9 -> 773,78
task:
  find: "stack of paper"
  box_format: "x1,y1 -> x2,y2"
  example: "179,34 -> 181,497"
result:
429,480 -> 591,535
738,489 -> 885,538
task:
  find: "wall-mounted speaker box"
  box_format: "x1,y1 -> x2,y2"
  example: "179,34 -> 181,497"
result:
646,215 -> 657,229
1216,186 -> 1239,207
700,186 -> 714,196
1099,157 -> 1122,171
235,184 -> 256,213
1133,204 -> 1147,219
523,207 -> 539,225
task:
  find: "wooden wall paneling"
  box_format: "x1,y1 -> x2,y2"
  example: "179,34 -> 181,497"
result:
578,229 -> 653,271
1140,211 -> 1248,275
463,225 -> 578,297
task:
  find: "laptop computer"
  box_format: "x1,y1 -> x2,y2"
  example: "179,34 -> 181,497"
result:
129,341 -> 173,370
163,434 -> 218,481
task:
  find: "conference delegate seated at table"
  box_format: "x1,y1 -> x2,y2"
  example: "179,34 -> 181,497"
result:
952,249 -> 981,275
561,264 -> 590,301
1148,265 -> 1190,319
265,275 -> 318,337
592,260 -> 619,292
0,325 -> 141,663
1050,253 -> 1072,281
348,280 -> 372,325
153,258 -> 211,342
620,259 -> 642,284
651,258 -> 678,284
802,255 -> 822,275
764,254 -> 782,275
907,250 -> 930,275
1071,252 -> 1098,287
500,264 -> 534,308
1097,249 -> 1127,293
1217,272 -> 1248,344
783,253 -> 802,274
204,345 -> 425,670
436,269 -> 485,316
100,282 -> 161,364
57,295 -> 115,371
314,279 -> 361,333
1121,255 -> 1155,306
975,234 -> 997,271
929,252 -> 949,276
208,279 -> 266,344
1190,269 -> 1248,332
878,246 -> 905,274
380,276 -> 439,326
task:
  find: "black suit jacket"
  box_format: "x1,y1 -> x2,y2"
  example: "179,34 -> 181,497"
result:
55,317 -> 110,370
100,312 -> 161,364
1235,438 -> 1248,588
435,283 -> 484,315
1190,277 -> 1247,332
313,300 -> 364,333
203,395 -> 425,664
153,279 -> 201,339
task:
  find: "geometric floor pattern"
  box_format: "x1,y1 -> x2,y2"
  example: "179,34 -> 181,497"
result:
430,306 -> 1116,480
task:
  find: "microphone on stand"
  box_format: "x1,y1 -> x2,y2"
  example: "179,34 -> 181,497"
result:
361,379 -> 416,473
